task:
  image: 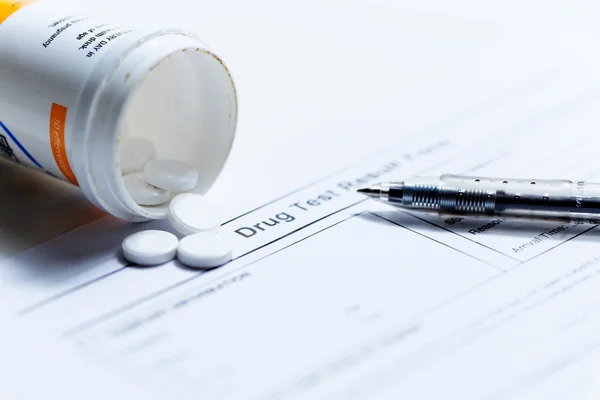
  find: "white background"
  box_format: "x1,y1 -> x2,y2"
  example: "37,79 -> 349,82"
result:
1,1 -> 600,399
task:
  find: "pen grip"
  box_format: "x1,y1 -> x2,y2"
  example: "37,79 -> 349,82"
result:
404,175 -> 600,223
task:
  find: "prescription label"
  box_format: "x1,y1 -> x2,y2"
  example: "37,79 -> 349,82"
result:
50,103 -> 78,186
0,0 -> 34,24
0,0 -> 139,183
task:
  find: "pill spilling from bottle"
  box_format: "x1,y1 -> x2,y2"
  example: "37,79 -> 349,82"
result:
0,0 -> 238,223
119,135 -> 233,269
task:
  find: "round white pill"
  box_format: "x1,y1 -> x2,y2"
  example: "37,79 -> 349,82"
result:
122,230 -> 178,266
118,137 -> 156,174
177,231 -> 233,269
168,193 -> 221,236
144,159 -> 199,191
123,173 -> 171,206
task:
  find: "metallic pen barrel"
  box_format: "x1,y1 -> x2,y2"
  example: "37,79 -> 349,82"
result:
359,174 -> 600,224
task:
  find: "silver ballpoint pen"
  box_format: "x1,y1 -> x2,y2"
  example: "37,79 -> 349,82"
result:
357,174 -> 600,224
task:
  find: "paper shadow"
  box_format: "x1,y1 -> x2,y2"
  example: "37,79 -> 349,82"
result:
0,159 -> 176,288
0,158 -> 109,258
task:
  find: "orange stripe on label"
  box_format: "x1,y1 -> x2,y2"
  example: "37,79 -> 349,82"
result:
50,103 -> 78,186
0,0 -> 34,24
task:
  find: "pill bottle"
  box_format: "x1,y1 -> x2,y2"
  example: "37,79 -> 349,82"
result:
0,0 -> 238,222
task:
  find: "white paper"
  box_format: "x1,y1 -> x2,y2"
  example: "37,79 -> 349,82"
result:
3,1 -> 600,399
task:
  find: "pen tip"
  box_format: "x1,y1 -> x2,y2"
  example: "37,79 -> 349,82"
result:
358,186 -> 382,199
